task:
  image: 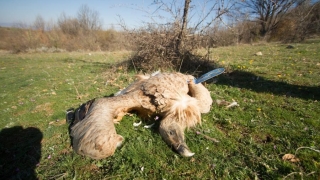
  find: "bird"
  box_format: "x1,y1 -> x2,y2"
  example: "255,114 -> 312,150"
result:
68,72 -> 213,159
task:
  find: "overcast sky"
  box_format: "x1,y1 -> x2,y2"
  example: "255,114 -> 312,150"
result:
0,0 -> 227,30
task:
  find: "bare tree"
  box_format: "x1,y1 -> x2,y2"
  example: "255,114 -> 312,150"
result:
273,0 -> 320,42
58,13 -> 80,36
77,4 -> 102,31
33,15 -> 45,31
176,0 -> 190,53
238,0 -> 307,38
152,0 -> 233,49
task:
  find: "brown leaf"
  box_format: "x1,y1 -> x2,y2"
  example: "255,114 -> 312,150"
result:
282,154 -> 300,163
48,119 -> 66,126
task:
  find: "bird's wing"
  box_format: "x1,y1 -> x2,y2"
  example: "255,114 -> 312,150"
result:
114,74 -> 150,96
71,98 -> 121,159
141,73 -> 190,111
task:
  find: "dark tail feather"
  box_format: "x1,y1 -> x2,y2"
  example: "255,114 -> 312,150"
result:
66,108 -> 75,125
66,98 -> 96,126
67,98 -> 96,147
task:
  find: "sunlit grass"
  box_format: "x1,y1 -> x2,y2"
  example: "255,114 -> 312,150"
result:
0,40 -> 319,179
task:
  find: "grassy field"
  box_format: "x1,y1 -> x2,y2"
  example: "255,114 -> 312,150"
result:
0,40 -> 319,179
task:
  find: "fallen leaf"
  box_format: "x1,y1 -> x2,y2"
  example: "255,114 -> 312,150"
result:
255,52 -> 263,56
48,119 -> 66,126
282,154 -> 300,163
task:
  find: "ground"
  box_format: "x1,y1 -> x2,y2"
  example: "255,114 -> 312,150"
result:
0,40 -> 319,179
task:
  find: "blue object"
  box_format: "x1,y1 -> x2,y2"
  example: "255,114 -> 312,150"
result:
194,68 -> 225,84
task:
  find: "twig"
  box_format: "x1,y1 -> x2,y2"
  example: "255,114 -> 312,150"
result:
283,172 -> 302,179
295,146 -> 320,155
283,170 -> 317,180
43,70 -> 51,77
195,131 -> 219,143
49,172 -> 68,180
226,101 -> 239,108
306,171 -> 316,176
73,85 -> 81,99
103,174 -> 122,180
131,59 -> 137,73
178,57 -> 184,72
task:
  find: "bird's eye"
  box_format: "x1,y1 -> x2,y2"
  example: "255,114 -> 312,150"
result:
169,131 -> 174,135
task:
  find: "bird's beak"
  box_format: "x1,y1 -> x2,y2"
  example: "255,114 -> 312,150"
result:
176,143 -> 195,157
159,119 -> 195,157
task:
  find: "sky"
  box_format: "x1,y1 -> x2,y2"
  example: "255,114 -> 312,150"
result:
0,0 -> 227,30
0,0 -> 159,29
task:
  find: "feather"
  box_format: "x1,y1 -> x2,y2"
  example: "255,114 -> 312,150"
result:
166,95 -> 201,128
133,121 -> 142,127
69,72 -> 213,159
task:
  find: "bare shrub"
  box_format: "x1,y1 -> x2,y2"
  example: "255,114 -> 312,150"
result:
33,15 -> 46,31
77,5 -> 102,32
0,27 -> 28,53
121,23 -> 217,74
129,25 -> 181,72
58,13 -> 81,36
54,5 -> 103,51
10,23 -> 42,53
206,25 -> 238,46
235,21 -> 260,44
118,0 -> 233,74
237,0 -> 307,39
96,29 -> 132,51
271,1 -> 320,42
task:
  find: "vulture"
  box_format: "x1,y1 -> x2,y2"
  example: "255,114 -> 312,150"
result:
68,72 -> 213,159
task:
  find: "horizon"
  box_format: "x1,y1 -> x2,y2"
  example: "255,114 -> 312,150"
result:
0,0 -> 226,30
0,0 -> 155,30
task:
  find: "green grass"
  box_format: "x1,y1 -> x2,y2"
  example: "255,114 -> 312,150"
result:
0,40 -> 319,179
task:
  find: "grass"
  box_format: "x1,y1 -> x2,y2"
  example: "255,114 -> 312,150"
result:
0,40 -> 319,179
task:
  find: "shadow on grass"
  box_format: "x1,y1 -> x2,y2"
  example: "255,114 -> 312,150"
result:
64,51 -> 319,101
121,52 -> 319,101
217,70 -> 320,101
121,51 -> 218,76
0,126 -> 42,180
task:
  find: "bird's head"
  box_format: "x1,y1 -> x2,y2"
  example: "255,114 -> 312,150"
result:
159,116 -> 194,157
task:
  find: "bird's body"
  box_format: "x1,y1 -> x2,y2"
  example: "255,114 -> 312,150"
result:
69,72 -> 213,159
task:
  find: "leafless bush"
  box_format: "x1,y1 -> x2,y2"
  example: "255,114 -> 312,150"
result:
124,23 -> 215,74
10,23 -> 44,53
236,21 -> 260,44
118,0 -> 233,74
77,5 -> 102,32
58,13 -> 81,36
96,29 -> 132,51
54,5 -> 103,51
271,1 -> 320,42
0,27 -> 27,53
204,24 -> 239,46
33,15 -> 46,31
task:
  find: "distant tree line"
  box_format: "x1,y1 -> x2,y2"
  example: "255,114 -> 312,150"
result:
0,1 -> 319,54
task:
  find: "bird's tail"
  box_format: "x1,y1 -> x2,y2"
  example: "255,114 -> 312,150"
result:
66,99 -> 96,127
